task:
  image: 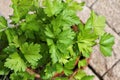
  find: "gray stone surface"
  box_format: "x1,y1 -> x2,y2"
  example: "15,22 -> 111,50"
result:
77,6 -> 91,23
103,61 -> 120,80
92,0 -> 120,33
0,0 -> 13,19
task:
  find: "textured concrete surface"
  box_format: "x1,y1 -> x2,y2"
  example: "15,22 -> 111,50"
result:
0,0 -> 120,80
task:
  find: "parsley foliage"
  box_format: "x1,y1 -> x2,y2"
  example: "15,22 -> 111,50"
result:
0,0 -> 114,80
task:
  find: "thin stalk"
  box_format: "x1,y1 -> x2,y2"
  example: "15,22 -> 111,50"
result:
26,68 -> 40,79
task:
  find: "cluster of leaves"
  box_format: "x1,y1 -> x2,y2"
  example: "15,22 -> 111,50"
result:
0,0 -> 114,80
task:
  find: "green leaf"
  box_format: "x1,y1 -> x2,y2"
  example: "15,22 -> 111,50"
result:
77,43 -> 92,58
21,14 -> 40,32
64,68 -> 73,76
43,0 -> 63,17
0,61 -> 9,75
66,1 -> 85,11
100,33 -> 114,46
25,14 -> 37,22
65,0 -> 73,3
77,27 -> 97,57
67,45 -> 75,56
78,59 -> 87,68
47,39 -> 54,46
5,30 -> 14,44
45,26 -> 55,38
55,77 -> 68,80
0,16 -> 7,39
59,52 -> 70,64
99,33 -> 114,56
24,30 -> 35,39
4,29 -> 17,45
81,75 -> 94,80
74,70 -> 86,80
44,64 -> 56,79
64,57 -> 76,69
46,28 -> 75,64
58,28 -> 75,45
0,16 -> 7,28
10,72 -> 34,80
11,0 -> 35,23
56,28 -> 75,54
56,63 -> 63,73
21,21 -> 40,31
12,35 -> 21,47
52,10 -> 80,27
11,4 -> 20,23
49,44 -> 59,64
3,45 -> 17,54
20,42 -> 42,67
4,52 -> 27,72
85,11 -> 106,36
38,43 -> 50,66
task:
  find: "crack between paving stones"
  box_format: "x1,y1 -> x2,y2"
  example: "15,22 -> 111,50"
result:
102,59 -> 120,77
88,64 -> 104,80
106,22 -> 120,35
113,50 -> 117,59
118,32 -> 120,36
88,0 -> 98,9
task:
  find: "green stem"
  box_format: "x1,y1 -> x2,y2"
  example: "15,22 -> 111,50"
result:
0,26 -> 17,33
3,75 -> 7,80
0,27 -> 9,32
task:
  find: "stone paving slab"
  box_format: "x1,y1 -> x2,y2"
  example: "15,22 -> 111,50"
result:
92,0 -> 120,34
103,61 -> 120,80
77,6 -> 91,23
0,0 -> 13,19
